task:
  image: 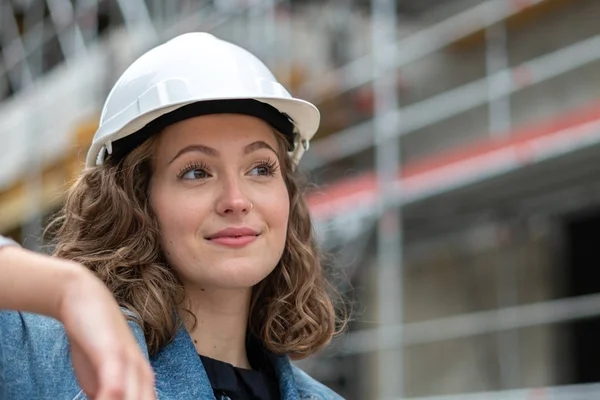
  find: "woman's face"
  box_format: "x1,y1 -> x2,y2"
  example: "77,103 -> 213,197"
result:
149,114 -> 289,290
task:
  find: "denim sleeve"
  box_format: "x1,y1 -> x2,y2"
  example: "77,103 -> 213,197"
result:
0,236 -> 19,248
0,233 -> 22,386
0,311 -> 35,399
124,312 -> 150,359
0,311 -> 6,399
0,237 -> 21,395
0,240 -> 22,396
0,311 -> 83,399
0,308 -> 149,399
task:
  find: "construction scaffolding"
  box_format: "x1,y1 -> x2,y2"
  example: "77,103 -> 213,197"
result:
301,0 -> 600,398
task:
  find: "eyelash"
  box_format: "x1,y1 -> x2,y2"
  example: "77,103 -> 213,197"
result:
177,161 -> 210,179
176,158 -> 279,179
252,158 -> 279,176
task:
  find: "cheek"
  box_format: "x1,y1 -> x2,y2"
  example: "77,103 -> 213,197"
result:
266,185 -> 290,231
150,186 -> 177,258
150,183 -> 207,253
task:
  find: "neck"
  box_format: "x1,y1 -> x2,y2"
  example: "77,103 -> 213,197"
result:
182,285 -> 253,369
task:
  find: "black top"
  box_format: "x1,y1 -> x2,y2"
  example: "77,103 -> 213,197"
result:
198,338 -> 280,400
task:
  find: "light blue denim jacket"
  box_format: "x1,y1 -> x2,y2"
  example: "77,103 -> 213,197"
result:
0,310 -> 343,400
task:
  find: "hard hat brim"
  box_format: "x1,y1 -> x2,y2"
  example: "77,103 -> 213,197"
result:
86,96 -> 320,168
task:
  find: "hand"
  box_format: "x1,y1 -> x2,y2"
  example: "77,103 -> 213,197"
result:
58,268 -> 156,400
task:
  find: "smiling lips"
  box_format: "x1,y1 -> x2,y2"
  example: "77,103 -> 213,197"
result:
205,227 -> 260,248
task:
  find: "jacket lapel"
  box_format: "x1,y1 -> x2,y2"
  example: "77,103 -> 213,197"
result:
149,323 -> 302,400
150,326 -> 216,399
270,353 -> 300,400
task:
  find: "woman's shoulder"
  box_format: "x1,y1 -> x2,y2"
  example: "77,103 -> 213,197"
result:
0,310 -> 81,398
290,364 -> 345,400
0,310 -> 76,373
0,309 -> 149,399
0,309 -> 67,344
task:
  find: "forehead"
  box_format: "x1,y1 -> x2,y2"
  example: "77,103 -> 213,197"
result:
154,114 -> 279,158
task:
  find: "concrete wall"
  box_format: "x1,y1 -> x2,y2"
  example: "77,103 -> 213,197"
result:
356,222 -> 562,398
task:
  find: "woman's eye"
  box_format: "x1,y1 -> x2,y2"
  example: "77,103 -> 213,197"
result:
249,165 -> 272,176
181,168 -> 210,180
248,159 -> 278,177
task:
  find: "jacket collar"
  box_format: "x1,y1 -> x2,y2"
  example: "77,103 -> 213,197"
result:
149,324 -> 300,400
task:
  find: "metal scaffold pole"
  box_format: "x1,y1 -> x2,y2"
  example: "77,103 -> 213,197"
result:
2,0 -> 38,250
486,20 -> 511,138
262,0 -> 276,68
372,0 -> 403,398
485,18 -> 521,390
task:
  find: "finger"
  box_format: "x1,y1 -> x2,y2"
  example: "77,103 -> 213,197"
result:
96,382 -> 126,400
96,359 -> 126,400
124,364 -> 140,400
140,364 -> 157,400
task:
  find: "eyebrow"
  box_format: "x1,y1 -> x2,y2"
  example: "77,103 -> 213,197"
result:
168,141 -> 278,165
244,141 -> 278,156
168,144 -> 219,165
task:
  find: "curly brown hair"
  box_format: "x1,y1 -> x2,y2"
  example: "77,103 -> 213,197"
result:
46,129 -> 346,359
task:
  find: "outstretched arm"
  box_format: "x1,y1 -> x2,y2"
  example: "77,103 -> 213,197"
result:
0,238 -> 156,400
0,240 -> 83,319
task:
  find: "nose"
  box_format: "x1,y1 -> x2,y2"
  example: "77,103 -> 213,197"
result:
215,176 -> 252,216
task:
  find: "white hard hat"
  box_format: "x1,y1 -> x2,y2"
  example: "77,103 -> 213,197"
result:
86,32 -> 320,168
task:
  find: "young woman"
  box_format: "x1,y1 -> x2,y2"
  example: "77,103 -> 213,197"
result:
0,33 -> 345,400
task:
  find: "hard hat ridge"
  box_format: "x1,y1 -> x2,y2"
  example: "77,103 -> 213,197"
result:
86,32 -> 320,168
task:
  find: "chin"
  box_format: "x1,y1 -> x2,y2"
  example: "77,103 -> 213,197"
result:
204,261 -> 277,289
209,275 -> 271,290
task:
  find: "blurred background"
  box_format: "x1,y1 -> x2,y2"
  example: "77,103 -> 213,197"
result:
2,0 -> 600,398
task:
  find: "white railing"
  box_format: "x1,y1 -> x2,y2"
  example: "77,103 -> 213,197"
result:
304,33 -> 600,169
298,0 -> 551,102
333,293 -> 600,355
